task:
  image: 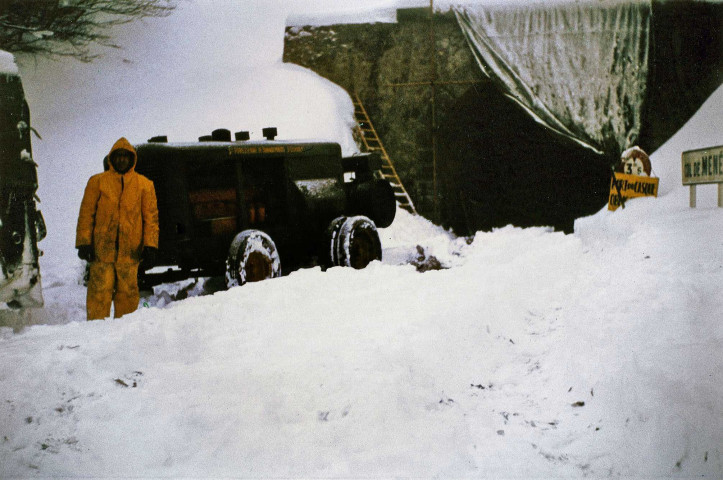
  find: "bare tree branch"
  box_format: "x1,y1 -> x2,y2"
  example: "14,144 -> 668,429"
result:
0,0 -> 176,62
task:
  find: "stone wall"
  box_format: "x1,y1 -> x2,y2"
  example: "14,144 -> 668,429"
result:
283,9 -> 612,234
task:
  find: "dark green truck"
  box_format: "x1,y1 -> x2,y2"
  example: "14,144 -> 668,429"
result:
133,128 -> 396,288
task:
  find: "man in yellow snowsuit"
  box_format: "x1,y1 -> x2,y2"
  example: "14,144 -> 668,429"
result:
76,138 -> 159,320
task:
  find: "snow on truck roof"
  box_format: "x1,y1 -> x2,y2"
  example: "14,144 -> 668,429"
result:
133,139 -> 343,160
0,50 -> 19,75
136,139 -> 341,150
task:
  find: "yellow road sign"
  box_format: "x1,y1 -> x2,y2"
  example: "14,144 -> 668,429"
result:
608,173 -> 659,211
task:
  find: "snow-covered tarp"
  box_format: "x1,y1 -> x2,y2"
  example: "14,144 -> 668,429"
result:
454,0 -> 723,160
454,0 -> 651,156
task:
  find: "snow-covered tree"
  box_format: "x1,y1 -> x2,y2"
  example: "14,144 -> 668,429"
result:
0,0 -> 175,62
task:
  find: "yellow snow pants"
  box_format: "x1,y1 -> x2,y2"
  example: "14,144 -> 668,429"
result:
87,262 -> 139,320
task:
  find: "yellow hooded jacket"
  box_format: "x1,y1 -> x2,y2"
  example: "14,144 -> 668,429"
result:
76,138 -> 159,264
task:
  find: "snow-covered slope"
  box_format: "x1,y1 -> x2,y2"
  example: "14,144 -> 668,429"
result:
1,197 -> 721,477
1,1 -> 721,477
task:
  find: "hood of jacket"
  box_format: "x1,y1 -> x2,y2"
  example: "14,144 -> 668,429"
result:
108,137 -> 137,174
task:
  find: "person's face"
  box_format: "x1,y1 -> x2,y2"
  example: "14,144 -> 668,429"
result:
111,151 -> 133,173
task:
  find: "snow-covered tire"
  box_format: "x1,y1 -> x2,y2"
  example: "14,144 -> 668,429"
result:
225,230 -> 281,288
326,215 -> 382,269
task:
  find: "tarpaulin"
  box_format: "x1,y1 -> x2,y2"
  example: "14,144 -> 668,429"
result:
454,0 -> 652,157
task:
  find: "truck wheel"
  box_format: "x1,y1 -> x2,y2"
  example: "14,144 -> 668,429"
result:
226,230 -> 281,288
326,215 -> 381,269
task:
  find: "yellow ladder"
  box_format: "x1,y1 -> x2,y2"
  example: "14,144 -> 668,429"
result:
352,93 -> 417,214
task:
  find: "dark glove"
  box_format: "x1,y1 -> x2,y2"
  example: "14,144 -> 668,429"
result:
77,245 -> 94,262
141,246 -> 158,266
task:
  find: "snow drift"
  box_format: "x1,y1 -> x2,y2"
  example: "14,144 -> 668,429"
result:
1,1 -> 721,477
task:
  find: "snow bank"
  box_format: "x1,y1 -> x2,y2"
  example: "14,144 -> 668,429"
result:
379,207 -> 465,266
650,82 -> 723,201
2,206 -> 720,477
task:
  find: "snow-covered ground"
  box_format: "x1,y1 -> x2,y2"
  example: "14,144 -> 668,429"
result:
1,0 -> 722,477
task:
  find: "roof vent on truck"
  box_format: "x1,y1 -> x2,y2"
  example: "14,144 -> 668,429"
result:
148,135 -> 168,143
262,127 -> 277,140
212,129 -> 232,141
235,131 -> 250,141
